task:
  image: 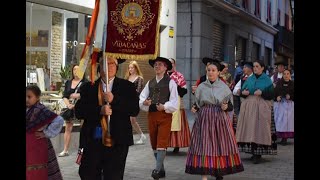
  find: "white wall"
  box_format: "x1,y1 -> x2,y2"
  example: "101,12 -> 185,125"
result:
58,0 -> 94,9
159,0 -> 177,60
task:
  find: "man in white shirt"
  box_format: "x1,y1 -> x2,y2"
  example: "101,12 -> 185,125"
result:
139,57 -> 178,179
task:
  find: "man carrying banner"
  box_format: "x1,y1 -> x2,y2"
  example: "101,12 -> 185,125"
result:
139,57 -> 179,179
75,56 -> 139,180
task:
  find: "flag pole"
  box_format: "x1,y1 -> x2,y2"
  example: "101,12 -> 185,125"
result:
102,0 -> 110,134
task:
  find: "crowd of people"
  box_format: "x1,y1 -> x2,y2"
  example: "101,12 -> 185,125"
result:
26,54 -> 294,180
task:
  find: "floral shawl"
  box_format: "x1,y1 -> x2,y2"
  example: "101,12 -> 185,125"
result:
169,71 -> 187,88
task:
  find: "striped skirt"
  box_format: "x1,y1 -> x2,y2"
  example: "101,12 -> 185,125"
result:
185,105 -> 244,176
169,109 -> 191,148
47,139 -> 63,180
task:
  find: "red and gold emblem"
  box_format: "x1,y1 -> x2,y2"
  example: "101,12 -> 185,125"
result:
111,0 -> 156,41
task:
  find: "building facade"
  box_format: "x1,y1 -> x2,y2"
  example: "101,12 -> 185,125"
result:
26,0 -> 178,134
273,0 -> 294,67
176,0 -> 293,109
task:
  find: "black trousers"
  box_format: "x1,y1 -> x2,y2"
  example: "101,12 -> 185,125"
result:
79,140 -> 129,180
233,95 -> 241,115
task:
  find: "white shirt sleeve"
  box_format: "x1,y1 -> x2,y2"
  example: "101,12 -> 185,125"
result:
271,75 -> 274,83
43,116 -> 64,138
139,81 -> 150,112
163,80 -> 179,113
233,80 -> 242,96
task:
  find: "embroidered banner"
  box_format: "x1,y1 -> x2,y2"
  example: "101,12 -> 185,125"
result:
106,0 -> 162,60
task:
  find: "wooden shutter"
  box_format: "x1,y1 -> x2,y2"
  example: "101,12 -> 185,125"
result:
236,37 -> 246,61
212,20 -> 225,59
252,42 -> 260,61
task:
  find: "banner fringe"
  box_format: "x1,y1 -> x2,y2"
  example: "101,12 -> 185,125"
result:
105,53 -> 157,61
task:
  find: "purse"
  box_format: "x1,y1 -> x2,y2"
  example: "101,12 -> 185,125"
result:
60,82 -> 82,120
60,108 -> 74,120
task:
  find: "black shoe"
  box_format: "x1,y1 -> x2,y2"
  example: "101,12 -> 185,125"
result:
159,170 -> 166,178
173,147 -> 179,153
280,138 -> 288,145
216,176 -> 223,180
253,155 -> 262,164
151,169 -> 160,180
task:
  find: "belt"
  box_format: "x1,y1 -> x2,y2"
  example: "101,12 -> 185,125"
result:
26,164 -> 47,171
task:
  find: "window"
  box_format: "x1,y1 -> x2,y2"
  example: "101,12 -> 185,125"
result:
252,42 -> 260,61
235,36 -> 247,62
266,0 -> 272,23
254,0 -> 261,18
242,0 -> 249,11
212,20 -> 225,61
285,13 -> 290,30
264,47 -> 272,66
277,0 -> 282,25
26,2 -> 90,91
277,8 -> 281,25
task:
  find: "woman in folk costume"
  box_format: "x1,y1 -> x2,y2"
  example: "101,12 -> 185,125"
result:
185,60 -> 244,180
271,59 -> 287,87
236,61 -> 277,164
192,57 -> 226,94
219,62 -> 237,129
167,58 -> 191,153
274,69 -> 294,145
26,85 -> 64,180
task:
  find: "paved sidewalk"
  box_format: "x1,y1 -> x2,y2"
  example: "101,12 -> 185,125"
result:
57,134 -> 293,180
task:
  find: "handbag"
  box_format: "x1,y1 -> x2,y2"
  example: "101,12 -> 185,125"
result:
60,108 -> 74,120
60,82 -> 82,120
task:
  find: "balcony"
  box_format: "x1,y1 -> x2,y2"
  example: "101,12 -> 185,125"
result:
225,0 -> 249,11
274,25 -> 294,57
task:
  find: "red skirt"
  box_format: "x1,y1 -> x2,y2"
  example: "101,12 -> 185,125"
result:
26,132 -> 48,180
26,133 -> 62,180
169,109 -> 191,148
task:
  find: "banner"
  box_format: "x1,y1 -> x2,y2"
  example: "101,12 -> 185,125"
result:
106,0 -> 162,60
77,0 -> 101,79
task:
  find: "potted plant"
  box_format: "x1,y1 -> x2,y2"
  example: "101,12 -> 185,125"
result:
60,64 -> 71,84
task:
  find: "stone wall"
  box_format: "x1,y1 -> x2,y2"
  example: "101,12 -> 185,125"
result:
50,11 -> 63,83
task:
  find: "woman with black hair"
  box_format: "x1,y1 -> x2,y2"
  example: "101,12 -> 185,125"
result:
26,85 -> 64,180
186,60 -> 244,180
236,61 -> 277,164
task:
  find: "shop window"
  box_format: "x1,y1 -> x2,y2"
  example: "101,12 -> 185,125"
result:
26,2 -> 90,91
